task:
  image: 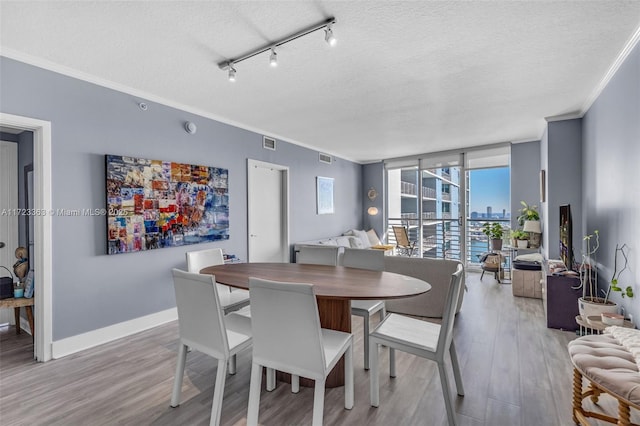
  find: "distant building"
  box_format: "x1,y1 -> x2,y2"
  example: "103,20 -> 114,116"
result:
502,209 -> 506,218
487,206 -> 492,217
471,211 -> 478,219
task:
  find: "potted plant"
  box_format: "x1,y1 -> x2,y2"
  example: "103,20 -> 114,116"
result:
482,222 -> 504,251
604,243 -> 635,302
576,230 -> 618,320
517,201 -> 540,226
511,229 -> 529,248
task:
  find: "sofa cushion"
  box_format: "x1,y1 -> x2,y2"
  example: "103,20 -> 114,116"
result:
343,229 -> 372,248
318,239 -> 338,246
334,236 -> 352,248
366,229 -> 382,246
348,236 -> 365,249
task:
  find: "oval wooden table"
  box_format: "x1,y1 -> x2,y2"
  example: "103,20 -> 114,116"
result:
200,262 -> 431,387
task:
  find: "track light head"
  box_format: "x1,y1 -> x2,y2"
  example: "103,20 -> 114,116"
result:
324,24 -> 336,46
217,17 -> 336,80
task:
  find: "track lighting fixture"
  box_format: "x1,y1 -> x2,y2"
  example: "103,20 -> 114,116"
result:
218,17 -> 336,82
324,23 -> 336,46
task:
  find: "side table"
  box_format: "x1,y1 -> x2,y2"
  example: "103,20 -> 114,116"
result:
575,315 -> 634,335
0,297 -> 35,338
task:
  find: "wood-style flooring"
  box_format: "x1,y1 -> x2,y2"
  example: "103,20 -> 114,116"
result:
1,271 -> 637,426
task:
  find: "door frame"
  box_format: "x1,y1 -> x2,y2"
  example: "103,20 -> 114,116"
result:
0,113 -> 52,362
247,159 -> 289,263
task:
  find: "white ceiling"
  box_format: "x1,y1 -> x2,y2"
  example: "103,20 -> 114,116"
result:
1,1 -> 639,163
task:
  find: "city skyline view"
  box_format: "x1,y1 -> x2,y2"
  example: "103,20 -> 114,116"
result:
468,167 -> 511,216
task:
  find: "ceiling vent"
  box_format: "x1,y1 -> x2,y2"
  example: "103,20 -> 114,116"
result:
319,153 -> 332,164
263,136 -> 276,150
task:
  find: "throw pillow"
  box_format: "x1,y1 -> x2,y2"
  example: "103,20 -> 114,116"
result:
335,236 -> 353,248
348,236 -> 364,249
366,229 -> 381,246
352,229 -> 372,248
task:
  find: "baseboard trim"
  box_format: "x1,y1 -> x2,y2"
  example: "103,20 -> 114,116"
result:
51,308 -> 177,359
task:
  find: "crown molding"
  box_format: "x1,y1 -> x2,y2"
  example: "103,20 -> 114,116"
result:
0,48 -> 359,164
580,23 -> 640,115
544,112 -> 584,123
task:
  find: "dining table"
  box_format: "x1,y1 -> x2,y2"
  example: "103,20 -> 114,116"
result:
200,262 -> 431,387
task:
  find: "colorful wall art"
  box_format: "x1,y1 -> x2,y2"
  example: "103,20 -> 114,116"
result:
105,155 -> 229,254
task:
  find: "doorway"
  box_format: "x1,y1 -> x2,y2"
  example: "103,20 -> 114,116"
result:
0,141 -> 19,326
0,113 -> 53,362
247,159 -> 289,262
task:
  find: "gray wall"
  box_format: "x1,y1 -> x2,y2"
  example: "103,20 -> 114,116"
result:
582,41 -> 639,321
510,141 -> 541,231
362,162 -> 386,241
0,56 -> 363,340
545,119 -> 583,261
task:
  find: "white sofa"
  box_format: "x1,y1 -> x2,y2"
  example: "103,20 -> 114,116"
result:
294,229 -> 381,250
293,229 -> 387,262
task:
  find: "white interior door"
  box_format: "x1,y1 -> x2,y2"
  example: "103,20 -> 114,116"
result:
247,159 -> 289,262
0,141 -> 19,326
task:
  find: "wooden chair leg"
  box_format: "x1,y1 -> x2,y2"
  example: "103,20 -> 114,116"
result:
589,382 -> 600,403
618,400 -> 631,426
572,368 -> 583,424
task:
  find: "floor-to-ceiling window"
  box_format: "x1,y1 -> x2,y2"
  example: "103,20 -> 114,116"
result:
385,144 -> 510,266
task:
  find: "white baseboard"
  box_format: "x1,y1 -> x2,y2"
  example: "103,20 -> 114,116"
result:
51,308 -> 177,359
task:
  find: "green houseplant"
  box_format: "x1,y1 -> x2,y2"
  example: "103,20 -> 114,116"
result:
510,229 -> 528,248
576,230 -> 618,320
517,201 -> 540,226
605,243 -> 635,302
482,222 -> 504,250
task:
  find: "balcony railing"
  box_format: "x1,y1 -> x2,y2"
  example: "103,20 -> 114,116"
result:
387,217 -> 462,261
400,181 -> 417,196
422,187 -> 436,198
467,219 -> 511,266
386,217 -> 511,264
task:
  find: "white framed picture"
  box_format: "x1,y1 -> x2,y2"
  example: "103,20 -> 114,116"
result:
316,176 -> 334,215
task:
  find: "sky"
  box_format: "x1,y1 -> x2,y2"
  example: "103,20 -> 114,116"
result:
469,167 -> 510,214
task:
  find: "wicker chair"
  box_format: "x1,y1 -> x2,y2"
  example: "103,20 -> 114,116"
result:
479,252 -> 504,283
392,226 -> 417,257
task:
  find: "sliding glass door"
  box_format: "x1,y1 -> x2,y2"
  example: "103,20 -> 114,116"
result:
385,144 -> 510,267
386,154 -> 463,261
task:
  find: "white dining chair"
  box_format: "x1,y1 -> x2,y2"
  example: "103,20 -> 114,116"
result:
341,247 -> 386,370
369,264 -> 465,426
186,248 -> 250,314
170,269 -> 252,426
246,277 -> 354,426
296,245 -> 340,265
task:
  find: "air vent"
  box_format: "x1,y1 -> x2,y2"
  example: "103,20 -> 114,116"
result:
319,153 -> 332,164
263,136 -> 276,150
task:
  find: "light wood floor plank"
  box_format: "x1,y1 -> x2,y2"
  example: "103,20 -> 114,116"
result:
6,271 -> 637,425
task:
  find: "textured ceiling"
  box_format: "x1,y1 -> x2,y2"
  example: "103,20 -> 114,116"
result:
1,1 -> 640,163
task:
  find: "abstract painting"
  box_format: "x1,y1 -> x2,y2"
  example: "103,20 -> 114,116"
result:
105,154 -> 229,254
